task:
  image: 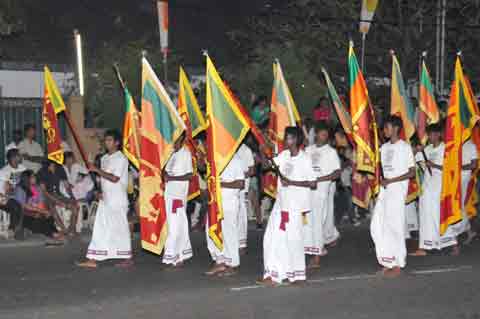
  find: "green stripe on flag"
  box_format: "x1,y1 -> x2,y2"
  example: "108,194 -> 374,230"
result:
143,80 -> 175,143
459,82 -> 473,128
185,92 -> 201,131
209,74 -> 243,140
421,67 -> 434,95
394,63 -> 415,122
348,54 -> 360,88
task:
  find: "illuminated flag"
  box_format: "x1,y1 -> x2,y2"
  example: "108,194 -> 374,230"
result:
205,56 -> 250,249
359,0 -> 379,34
139,57 -> 185,255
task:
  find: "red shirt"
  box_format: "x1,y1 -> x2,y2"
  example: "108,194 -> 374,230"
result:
313,106 -> 331,122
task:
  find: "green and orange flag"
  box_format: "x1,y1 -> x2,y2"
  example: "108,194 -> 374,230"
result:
264,61 -> 301,198
43,66 -> 66,164
348,41 -> 380,208
440,56 -> 480,234
139,57 -> 185,255
390,52 -> 420,203
122,86 -> 141,169
205,55 -> 250,250
178,66 -> 207,200
417,59 -> 440,145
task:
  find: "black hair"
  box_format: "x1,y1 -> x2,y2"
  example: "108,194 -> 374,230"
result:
13,129 -> 22,136
24,123 -> 35,134
104,129 -> 122,148
64,151 -> 75,161
317,96 -> 329,105
254,95 -> 268,106
334,125 -> 346,136
426,122 -> 442,133
314,121 -> 330,134
6,148 -> 19,163
284,126 -> 303,147
19,170 -> 34,200
384,115 -> 403,130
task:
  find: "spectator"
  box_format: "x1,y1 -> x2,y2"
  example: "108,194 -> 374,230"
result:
63,152 -> 93,200
18,124 -> 44,173
37,160 -> 80,235
14,170 -> 64,241
0,149 -> 27,239
251,95 -> 270,129
312,97 -> 332,122
5,129 -> 23,153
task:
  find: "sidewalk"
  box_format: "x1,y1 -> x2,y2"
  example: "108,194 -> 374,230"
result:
0,232 -> 92,249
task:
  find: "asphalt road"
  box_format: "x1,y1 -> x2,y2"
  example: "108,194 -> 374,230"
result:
1,225 -> 480,319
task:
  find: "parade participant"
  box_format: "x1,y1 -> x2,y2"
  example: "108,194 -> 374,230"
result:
410,123 -> 458,256
77,129 -> 132,268
304,122 -> 341,268
18,124 -> 44,173
205,153 -> 245,277
259,126 -> 316,286
370,116 -> 415,277
162,133 -> 194,268
235,140 -> 255,254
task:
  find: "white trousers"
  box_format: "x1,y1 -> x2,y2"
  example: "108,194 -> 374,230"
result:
263,201 -> 306,283
162,194 -> 193,265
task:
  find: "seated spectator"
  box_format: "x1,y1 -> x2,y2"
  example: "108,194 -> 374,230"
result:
5,129 -> 22,153
37,160 -> 80,235
14,170 -> 64,241
63,152 -> 94,200
0,149 -> 27,239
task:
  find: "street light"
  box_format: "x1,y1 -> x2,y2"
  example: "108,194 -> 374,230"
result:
74,29 -> 84,96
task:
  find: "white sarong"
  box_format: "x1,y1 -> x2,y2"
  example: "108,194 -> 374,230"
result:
162,195 -> 192,265
370,182 -> 408,269
304,183 -> 327,255
238,190 -> 249,248
323,183 -> 340,245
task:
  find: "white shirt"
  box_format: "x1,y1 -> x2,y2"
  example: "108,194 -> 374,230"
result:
100,151 -> 129,207
63,162 -> 89,185
380,140 -> 415,180
220,155 -> 245,200
416,143 -> 444,179
165,146 -> 193,198
274,150 -> 316,213
17,138 -> 44,173
235,144 -> 255,192
0,164 -> 26,195
305,143 -> 340,187
462,140 -> 478,178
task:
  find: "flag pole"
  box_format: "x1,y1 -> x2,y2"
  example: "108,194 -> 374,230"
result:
64,110 -> 88,165
419,51 -> 432,175
163,51 -> 168,83
361,33 -> 366,72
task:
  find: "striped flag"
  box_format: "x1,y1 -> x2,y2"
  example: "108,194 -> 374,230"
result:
359,0 -> 379,34
205,56 -> 250,249
43,66 -> 66,164
178,67 -> 207,200
139,57 -> 185,255
263,61 -> 301,197
417,60 -> 440,145
122,86 -> 141,169
348,41 -> 381,205
157,1 -> 169,55
322,67 -> 353,142
440,56 -> 479,234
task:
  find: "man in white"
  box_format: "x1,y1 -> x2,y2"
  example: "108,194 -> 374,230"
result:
0,149 -> 27,238
410,123 -> 457,256
235,141 -> 255,253
451,138 -> 479,245
77,130 -> 132,268
304,122 -> 340,269
259,127 -> 316,286
162,134 -> 193,268
62,152 -> 94,200
5,129 -> 22,153
371,116 -> 415,277
205,153 -> 245,277
17,124 -> 44,173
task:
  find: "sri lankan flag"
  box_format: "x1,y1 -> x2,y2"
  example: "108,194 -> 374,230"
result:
178,67 -> 207,201
390,53 -> 420,203
463,74 -> 480,219
43,66 -> 66,164
122,86 -> 141,169
348,42 -> 380,206
440,56 -> 479,234
322,67 -> 353,143
139,57 -> 185,255
206,56 -> 250,250
264,61 -> 301,197
417,60 -> 440,145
